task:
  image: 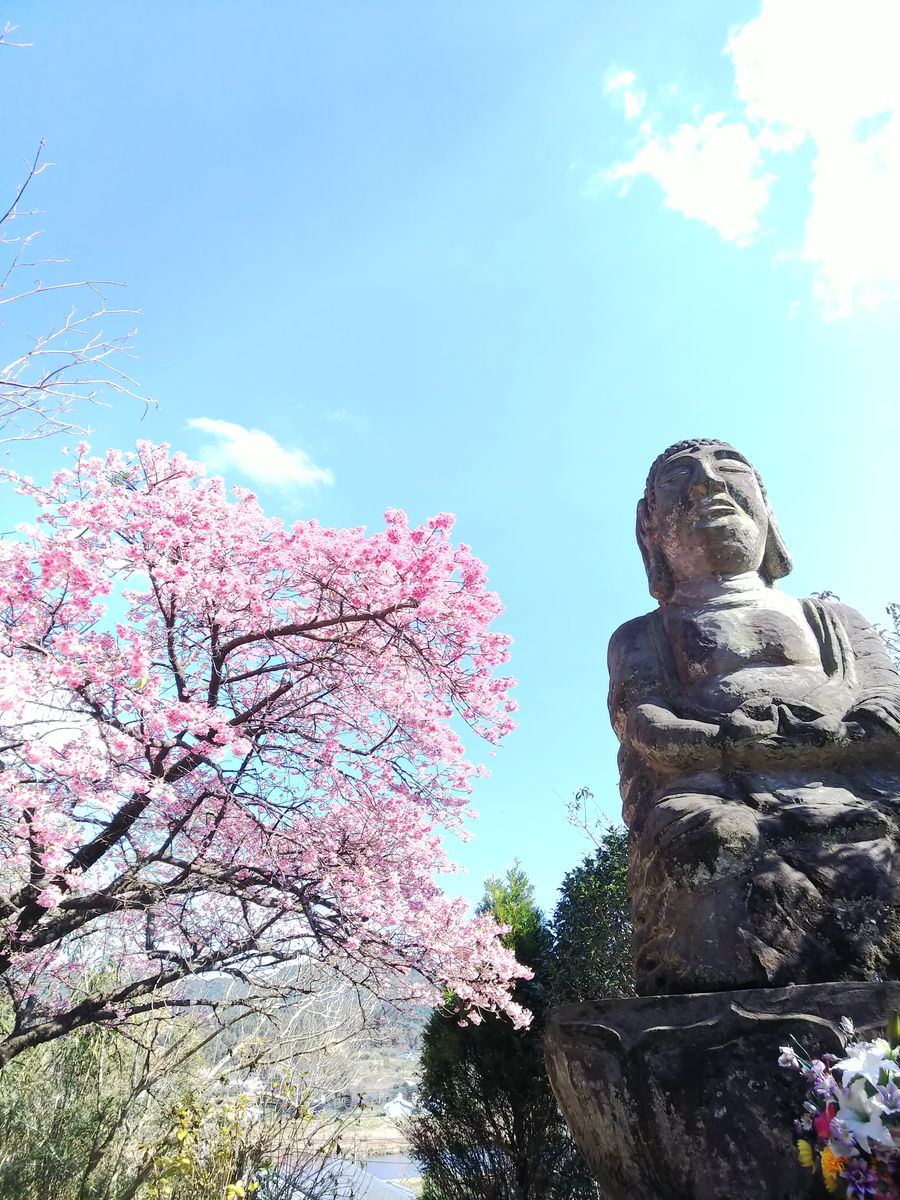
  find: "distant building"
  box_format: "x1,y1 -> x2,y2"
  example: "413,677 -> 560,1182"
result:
383,1084 -> 419,1121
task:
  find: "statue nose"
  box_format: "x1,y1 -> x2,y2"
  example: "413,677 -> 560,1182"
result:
689,470 -> 726,499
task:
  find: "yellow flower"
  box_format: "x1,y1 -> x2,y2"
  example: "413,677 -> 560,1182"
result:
797,1140 -> 815,1170
821,1147 -> 846,1193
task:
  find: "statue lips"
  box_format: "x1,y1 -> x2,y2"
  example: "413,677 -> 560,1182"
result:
691,498 -> 741,527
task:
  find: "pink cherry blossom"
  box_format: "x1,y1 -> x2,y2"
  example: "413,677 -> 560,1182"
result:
0,442 -> 527,1063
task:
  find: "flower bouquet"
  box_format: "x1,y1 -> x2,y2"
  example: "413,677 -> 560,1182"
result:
779,1015 -> 900,1198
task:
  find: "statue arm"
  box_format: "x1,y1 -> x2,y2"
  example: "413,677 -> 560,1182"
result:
625,703 -> 723,770
608,618 -> 721,771
831,601 -> 900,739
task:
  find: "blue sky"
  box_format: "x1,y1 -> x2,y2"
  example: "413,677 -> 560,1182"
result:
3,2 -> 899,914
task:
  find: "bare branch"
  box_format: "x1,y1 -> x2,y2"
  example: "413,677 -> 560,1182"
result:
0,139 -> 156,442
0,22 -> 31,50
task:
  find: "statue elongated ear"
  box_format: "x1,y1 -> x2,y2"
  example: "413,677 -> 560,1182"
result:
636,498 -> 674,603
762,510 -> 792,583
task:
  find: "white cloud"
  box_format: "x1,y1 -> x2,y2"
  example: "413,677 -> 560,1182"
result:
602,0 -> 900,315
187,418 -> 334,491
803,121 -> 900,315
606,113 -> 773,244
604,67 -> 647,121
728,0 -> 900,316
728,0 -> 900,145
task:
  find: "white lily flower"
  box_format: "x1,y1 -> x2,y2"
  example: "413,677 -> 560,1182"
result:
834,1038 -> 900,1087
836,1077 -> 896,1153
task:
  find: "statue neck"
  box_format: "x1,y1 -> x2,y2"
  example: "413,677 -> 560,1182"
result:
668,571 -> 770,609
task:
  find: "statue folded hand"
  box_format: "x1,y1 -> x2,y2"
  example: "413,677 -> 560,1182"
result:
719,705 -> 780,744
773,703 -> 861,744
849,691 -> 900,739
626,702 -> 720,771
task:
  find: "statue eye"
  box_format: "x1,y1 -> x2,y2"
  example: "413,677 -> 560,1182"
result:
660,469 -> 688,485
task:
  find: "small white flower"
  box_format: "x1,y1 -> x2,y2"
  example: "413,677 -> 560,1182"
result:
778,1046 -> 800,1069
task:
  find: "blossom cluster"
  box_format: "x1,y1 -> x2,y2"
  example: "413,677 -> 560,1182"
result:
0,441 -> 528,1039
780,1016 -> 900,1198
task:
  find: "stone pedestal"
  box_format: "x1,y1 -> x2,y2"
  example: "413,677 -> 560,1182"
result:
545,981 -> 900,1200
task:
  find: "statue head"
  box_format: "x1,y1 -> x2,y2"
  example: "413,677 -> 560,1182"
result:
637,439 -> 792,603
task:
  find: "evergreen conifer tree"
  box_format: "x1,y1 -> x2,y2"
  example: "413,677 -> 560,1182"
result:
410,865 -> 597,1200
551,827 -> 634,1005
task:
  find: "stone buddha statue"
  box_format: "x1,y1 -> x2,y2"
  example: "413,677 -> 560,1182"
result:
609,438 -> 900,996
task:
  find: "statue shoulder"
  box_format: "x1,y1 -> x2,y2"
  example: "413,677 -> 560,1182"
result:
607,612 -> 658,675
607,611 -> 668,732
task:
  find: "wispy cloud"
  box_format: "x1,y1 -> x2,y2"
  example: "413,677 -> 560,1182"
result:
187,417 -> 334,491
323,406 -> 369,434
606,112 -> 772,245
600,0 -> 900,316
604,67 -> 646,121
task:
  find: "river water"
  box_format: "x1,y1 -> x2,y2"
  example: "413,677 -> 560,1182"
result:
363,1156 -> 419,1181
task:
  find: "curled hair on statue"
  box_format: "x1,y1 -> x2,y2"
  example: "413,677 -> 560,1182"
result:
638,439 -> 793,603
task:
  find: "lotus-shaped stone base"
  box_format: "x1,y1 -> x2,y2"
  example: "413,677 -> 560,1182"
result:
545,982 -> 900,1200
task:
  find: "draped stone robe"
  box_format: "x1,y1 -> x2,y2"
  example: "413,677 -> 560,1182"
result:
609,598 -> 900,996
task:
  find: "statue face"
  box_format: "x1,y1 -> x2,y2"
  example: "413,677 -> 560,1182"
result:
650,445 -> 769,584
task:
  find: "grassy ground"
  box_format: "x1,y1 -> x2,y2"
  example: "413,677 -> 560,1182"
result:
344,1111 -> 412,1157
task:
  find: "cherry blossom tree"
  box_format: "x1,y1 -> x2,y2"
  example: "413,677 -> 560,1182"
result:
0,441 -> 525,1065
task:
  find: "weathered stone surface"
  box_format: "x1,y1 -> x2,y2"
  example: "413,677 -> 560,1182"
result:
546,982 -> 900,1200
609,439 -> 900,995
